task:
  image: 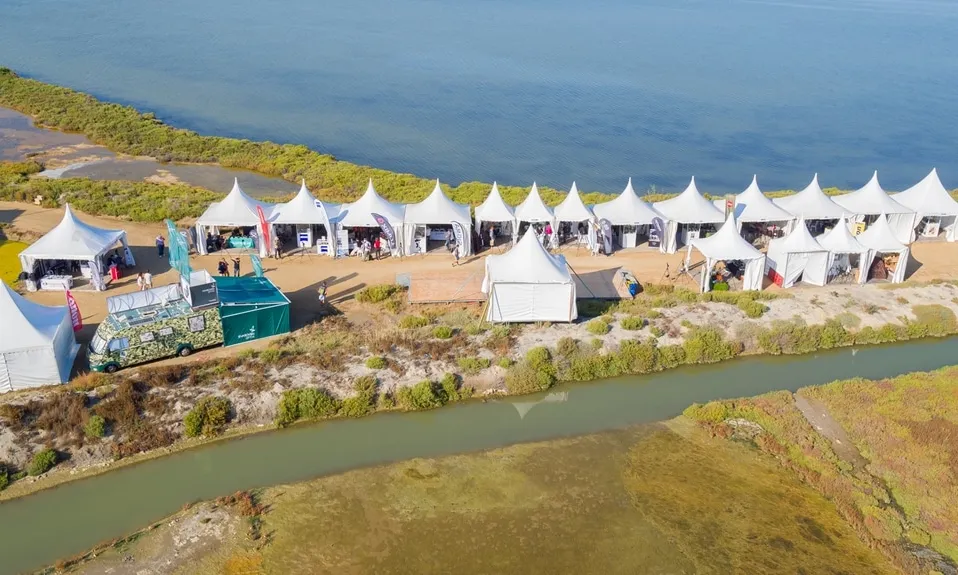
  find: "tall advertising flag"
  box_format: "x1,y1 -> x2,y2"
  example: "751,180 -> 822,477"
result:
371,213 -> 397,250
250,254 -> 264,277
451,221 -> 465,256
65,290 -> 82,332
599,218 -> 613,255
649,217 -> 664,249
256,206 -> 272,255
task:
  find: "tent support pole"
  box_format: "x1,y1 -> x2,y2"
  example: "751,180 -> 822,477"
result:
565,263 -> 597,299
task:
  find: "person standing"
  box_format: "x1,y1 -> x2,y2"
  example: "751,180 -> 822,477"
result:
452,241 -> 460,267
155,234 -> 165,257
488,226 -> 495,248
217,259 -> 229,276
136,272 -> 145,291
273,235 -> 282,259
373,235 -> 381,260
143,269 -> 153,289
232,257 -> 241,277
317,281 -> 328,304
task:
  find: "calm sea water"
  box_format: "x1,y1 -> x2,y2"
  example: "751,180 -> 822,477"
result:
1,0 -> 956,193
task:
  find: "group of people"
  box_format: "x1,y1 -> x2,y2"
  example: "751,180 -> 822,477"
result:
135,270 -> 153,291
217,257 -> 242,277
352,231 -> 386,261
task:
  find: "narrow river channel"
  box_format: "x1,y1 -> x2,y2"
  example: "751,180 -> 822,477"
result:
1,337 -> 956,574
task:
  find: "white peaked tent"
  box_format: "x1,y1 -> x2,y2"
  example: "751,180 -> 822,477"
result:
0,282 -> 79,392
592,178 -> 668,252
195,179 -> 275,257
765,217 -> 828,288
475,182 -> 518,245
514,183 -> 555,225
894,169 -> 958,242
689,213 -> 766,293
19,204 -> 133,291
734,175 -> 795,224
338,180 -> 406,254
857,214 -> 910,284
816,215 -> 869,285
653,177 -> 725,254
832,172 -> 915,243
554,182 -> 594,223
270,180 -> 342,257
773,174 -> 846,221
481,228 -> 577,323
403,180 -> 473,256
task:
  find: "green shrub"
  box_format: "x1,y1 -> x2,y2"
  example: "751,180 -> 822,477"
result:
355,284 -> 401,304
464,324 -> 486,336
276,387 -> 341,427
711,282 -> 730,291
490,325 -> 512,338
396,380 -> 446,411
737,299 -> 769,318
590,338 -> 603,349
683,327 -> 736,364
28,449 -> 57,476
383,298 -> 403,314
617,340 -> 660,374
184,396 -> 233,438
440,373 -> 472,402
258,347 -> 283,364
911,304 -> 958,336
505,347 -> 557,394
457,357 -> 491,375
835,312 -> 861,329
620,316 -> 645,330
432,326 -> 454,339
399,315 -> 429,329
496,357 -> 514,368
658,345 -> 687,369
586,318 -> 610,335
0,462 -> 9,491
556,337 -> 579,357
84,414 -> 106,439
341,378 -> 376,417
683,402 -> 730,423
650,325 -> 665,338
565,352 -> 622,381
365,356 -> 387,370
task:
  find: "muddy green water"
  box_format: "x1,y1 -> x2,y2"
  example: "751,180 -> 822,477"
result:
1,337 -> 957,574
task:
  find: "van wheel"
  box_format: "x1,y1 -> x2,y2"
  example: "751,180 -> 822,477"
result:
104,363 -> 119,374
178,345 -> 193,357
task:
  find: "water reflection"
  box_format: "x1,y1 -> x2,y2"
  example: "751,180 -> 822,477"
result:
511,391 -> 570,420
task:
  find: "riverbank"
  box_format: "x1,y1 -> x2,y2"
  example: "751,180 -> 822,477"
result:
44,366 -> 958,575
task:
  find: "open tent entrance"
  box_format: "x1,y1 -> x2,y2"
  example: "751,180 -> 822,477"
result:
18,204 -> 134,292
764,217 -> 828,288
474,182 -> 518,251
403,180 -> 473,257
857,214 -> 910,284
202,226 -> 260,255
337,180 -> 406,259
895,169 -> 958,242
687,214 -> 766,293
195,179 -> 274,258
269,180 -> 342,257
815,216 -> 869,285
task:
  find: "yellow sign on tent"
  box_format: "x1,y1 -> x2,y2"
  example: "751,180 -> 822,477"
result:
853,222 -> 866,236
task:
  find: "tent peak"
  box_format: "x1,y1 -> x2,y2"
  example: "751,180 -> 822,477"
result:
569,182 -> 578,195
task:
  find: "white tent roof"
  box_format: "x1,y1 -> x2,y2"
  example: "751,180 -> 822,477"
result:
338,179 -> 406,227
592,178 -> 664,225
484,228 -> 571,286
857,213 -> 908,252
893,168 -> 958,216
475,182 -> 516,223
404,179 -> 471,225
553,182 -> 594,223
690,213 -> 764,261
769,216 -> 826,254
196,178 -> 275,227
653,177 -> 725,224
773,174 -> 846,220
0,282 -> 69,352
833,171 -> 914,216
19,204 -> 126,260
270,180 -> 341,225
815,215 -> 867,254
514,183 -> 555,223
734,175 -> 795,223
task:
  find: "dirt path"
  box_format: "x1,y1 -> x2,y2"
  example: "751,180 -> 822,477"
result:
794,393 -> 869,470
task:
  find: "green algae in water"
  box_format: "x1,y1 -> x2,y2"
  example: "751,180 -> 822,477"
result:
244,425 -> 894,575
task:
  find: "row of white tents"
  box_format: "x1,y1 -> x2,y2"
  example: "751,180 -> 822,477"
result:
193,168 -> 958,260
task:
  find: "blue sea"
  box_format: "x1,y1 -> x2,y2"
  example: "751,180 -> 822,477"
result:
0,0 -> 956,193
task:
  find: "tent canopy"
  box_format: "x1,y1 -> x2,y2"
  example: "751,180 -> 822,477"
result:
653,177 -> 725,224
816,215 -> 867,254
592,178 -> 663,226
196,178 -> 275,227
404,180 -> 471,225
0,282 -> 78,392
338,179 -> 405,227
833,171 -> 914,216
475,182 -> 516,223
483,228 -> 571,286
766,216 -> 829,288
734,175 -> 795,223
553,182 -> 595,223
19,204 -> 126,261
691,213 -> 764,261
773,174 -> 846,220
514,183 -> 555,223
271,180 -> 341,225
894,168 -> 958,217
769,216 -> 826,254
857,213 -> 908,252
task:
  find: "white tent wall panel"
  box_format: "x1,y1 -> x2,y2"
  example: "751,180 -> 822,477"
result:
487,283 -> 576,323
0,347 -> 60,393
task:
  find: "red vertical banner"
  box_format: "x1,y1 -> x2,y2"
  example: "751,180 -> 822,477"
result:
65,290 -> 82,332
256,206 -> 271,253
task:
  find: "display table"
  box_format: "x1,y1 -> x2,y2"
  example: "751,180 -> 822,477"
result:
428,229 -> 448,241
228,237 -> 255,249
40,275 -> 73,291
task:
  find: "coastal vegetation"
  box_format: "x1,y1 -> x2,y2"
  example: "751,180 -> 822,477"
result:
685,367 -> 958,573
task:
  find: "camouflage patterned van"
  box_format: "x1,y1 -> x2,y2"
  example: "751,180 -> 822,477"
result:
89,298 -> 224,373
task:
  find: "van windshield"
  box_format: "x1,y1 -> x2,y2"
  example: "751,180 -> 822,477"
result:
89,334 -> 107,355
